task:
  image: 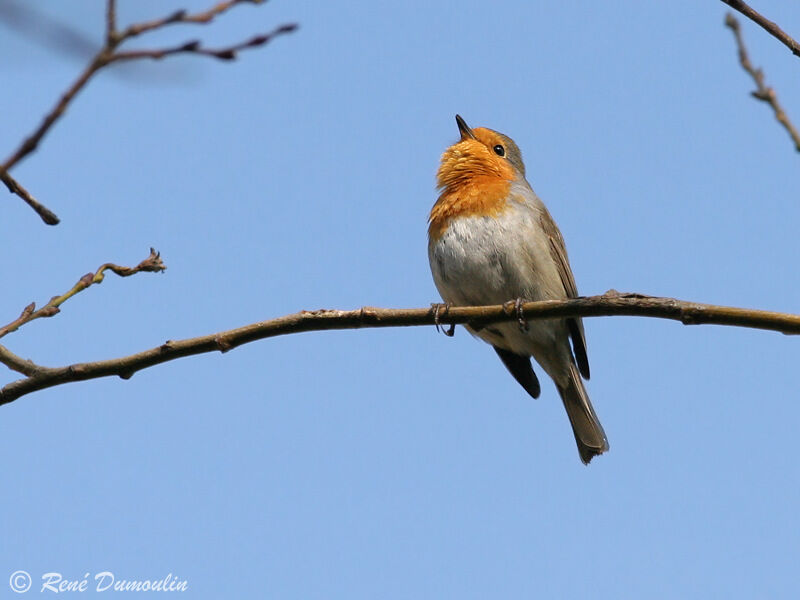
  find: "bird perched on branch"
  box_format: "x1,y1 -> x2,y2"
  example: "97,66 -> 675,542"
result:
428,115 -> 608,464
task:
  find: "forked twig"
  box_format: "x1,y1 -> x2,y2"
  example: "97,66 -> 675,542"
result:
0,249 -> 165,340
725,13 -> 800,153
1,0 -> 297,224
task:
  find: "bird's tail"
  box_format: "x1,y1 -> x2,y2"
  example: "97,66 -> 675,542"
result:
557,364 -> 608,464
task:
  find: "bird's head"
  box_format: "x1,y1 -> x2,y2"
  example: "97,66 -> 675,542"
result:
436,115 -> 525,192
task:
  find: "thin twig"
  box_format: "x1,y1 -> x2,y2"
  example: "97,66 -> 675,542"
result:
1,1 -> 296,224
111,24 -> 298,63
0,345 -> 46,377
1,51 -> 110,225
106,0 -> 117,46
119,0 -> 265,39
720,0 -> 800,58
725,13 -> 800,153
0,249 -> 166,340
0,46 -> 108,227
0,169 -> 60,224
2,55 -> 107,174
2,290 -> 800,406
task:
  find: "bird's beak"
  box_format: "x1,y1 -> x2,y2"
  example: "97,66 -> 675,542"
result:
455,114 -> 476,141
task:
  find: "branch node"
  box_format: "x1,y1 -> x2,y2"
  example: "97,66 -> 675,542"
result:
214,335 -> 233,353
167,10 -> 188,23
41,306 -> 60,318
680,304 -> 710,325
358,307 -> 379,323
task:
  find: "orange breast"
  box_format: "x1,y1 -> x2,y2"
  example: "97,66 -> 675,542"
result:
428,175 -> 512,241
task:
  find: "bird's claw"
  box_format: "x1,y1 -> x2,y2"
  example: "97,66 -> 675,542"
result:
504,298 -> 529,332
431,302 -> 455,337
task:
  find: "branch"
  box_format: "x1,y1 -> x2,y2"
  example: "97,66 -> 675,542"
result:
2,54 -> 107,175
118,0 -> 267,39
106,0 -> 117,47
0,248 -> 165,340
1,1 -> 296,224
0,345 -> 46,377
720,0 -> 800,58
725,13 -> 800,152
0,169 -> 60,224
111,25 -> 298,63
0,50 -> 109,226
2,290 -> 800,406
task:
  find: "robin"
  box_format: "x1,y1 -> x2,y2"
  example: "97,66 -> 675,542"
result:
428,115 -> 608,464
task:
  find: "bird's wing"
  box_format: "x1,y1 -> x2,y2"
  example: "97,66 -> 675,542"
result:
525,189 -> 591,381
507,180 -> 591,379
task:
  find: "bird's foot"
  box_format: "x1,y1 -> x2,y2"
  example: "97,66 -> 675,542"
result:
503,298 -> 529,332
431,302 -> 455,337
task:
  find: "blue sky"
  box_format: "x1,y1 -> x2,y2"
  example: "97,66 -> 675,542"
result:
2,0 -> 799,597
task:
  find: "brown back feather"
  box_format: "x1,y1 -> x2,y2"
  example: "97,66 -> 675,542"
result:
539,208 -> 590,380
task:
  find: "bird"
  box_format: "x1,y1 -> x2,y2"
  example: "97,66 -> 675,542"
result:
427,114 -> 608,464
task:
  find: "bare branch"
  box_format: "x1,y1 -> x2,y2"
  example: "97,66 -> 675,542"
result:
720,0 -> 800,58
106,0 -> 117,46
725,13 -> 800,153
2,290 -> 800,406
2,55 -> 107,174
0,169 -> 60,224
111,24 -> 298,63
119,0 -> 266,39
1,51 -> 111,224
1,0 -> 296,224
0,249 -> 166,340
0,47 -> 109,225
0,345 -> 47,377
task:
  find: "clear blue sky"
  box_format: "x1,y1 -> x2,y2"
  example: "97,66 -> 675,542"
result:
2,0 -> 799,597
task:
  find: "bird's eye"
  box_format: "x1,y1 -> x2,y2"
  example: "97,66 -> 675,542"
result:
493,144 -> 505,157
